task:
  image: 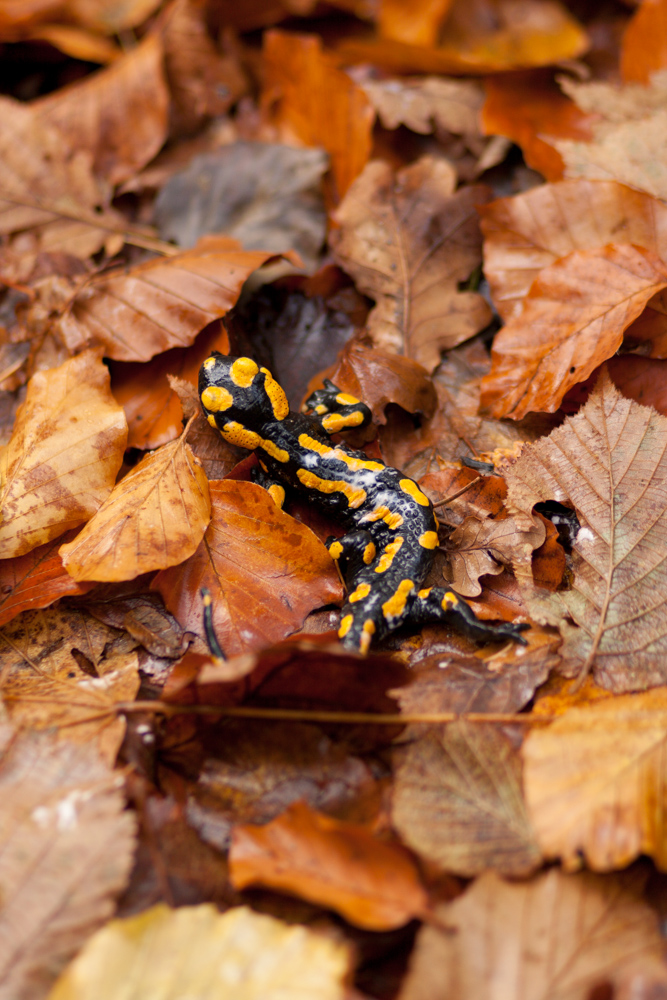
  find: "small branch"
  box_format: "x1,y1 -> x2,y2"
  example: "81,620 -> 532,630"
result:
432,476 -> 483,509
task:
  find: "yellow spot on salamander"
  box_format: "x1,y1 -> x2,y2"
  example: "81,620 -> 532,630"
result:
418,588 -> 432,599
329,540 -> 343,560
322,410 -> 365,433
315,404 -> 327,414
230,357 -> 259,387
267,484 -> 285,508
441,592 -> 459,610
201,384 -> 233,413
297,434 -> 383,473
222,421 -> 260,450
349,582 -> 371,603
399,479 -> 430,507
260,367 -> 289,420
419,531 -> 439,549
296,469 -> 366,508
374,537 -> 404,573
207,413 -> 218,428
362,506 -> 404,530
382,579 -> 414,621
260,438 -> 289,463
363,541 -> 376,564
336,392 -> 360,406
338,614 -> 353,639
203,356 -> 217,371
359,619 -> 375,654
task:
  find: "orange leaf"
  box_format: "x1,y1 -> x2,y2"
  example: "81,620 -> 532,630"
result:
0,351 -> 127,559
59,430 -> 210,582
621,0 -> 667,84
58,239 -> 279,362
153,480 -> 342,657
480,244 -> 667,419
262,30 -> 374,201
0,530 -> 92,629
229,800 -> 427,930
378,0 -> 454,47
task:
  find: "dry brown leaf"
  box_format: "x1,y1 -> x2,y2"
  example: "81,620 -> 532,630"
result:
59,428 -> 210,582
398,868 -> 662,1000
444,514 -> 545,597
57,239 -> 279,362
230,800 -> 427,930
506,370 -> 667,690
331,157 -> 491,369
0,729 -> 136,1000
152,480 -> 342,657
556,73 -> 667,203
0,351 -> 127,560
33,33 -> 168,188
361,75 -> 483,137
48,903 -> 350,1000
523,688 -> 667,871
0,605 -> 139,762
480,243 -> 667,419
392,722 -> 540,877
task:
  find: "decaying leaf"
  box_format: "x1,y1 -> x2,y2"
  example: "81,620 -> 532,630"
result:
331,157 -> 492,369
361,75 -> 483,137
506,370 -> 667,690
0,530 -> 91,628
480,243 -> 667,419
57,239 -> 280,362
0,605 -> 139,762
152,480 -> 342,656
0,730 -> 136,1000
33,33 -> 168,188
392,722 -> 541,877
398,868 -> 663,1000
480,178 -> 667,322
230,800 -> 427,930
523,687 -> 667,871
48,903 -> 351,1000
444,514 -> 545,597
0,351 -> 127,559
59,428 -> 210,582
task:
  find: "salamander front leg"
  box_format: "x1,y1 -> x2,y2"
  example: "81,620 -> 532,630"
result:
412,587 -> 529,645
304,379 -> 372,435
251,462 -> 287,510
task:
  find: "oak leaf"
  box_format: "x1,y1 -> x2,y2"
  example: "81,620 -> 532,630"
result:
524,687 -> 667,871
505,370 -> 667,690
392,722 -> 541,877
48,904 -> 350,1000
480,243 -> 667,419
362,75 -> 483,138
0,730 -> 136,1000
230,800 -> 427,930
57,238 -> 280,362
331,157 -> 492,370
398,869 -> 663,1000
152,480 -> 342,657
480,178 -> 667,322
59,428 -> 210,582
444,514 -> 545,597
0,351 -> 127,559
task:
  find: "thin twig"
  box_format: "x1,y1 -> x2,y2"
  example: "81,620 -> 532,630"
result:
432,476 -> 483,508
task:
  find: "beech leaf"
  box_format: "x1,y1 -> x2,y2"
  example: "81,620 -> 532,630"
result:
480,243 -> 667,419
59,430 -> 210,582
506,370 -> 667,690
0,530 -> 92,629
0,730 -> 136,1000
331,157 -> 492,370
0,351 -> 128,560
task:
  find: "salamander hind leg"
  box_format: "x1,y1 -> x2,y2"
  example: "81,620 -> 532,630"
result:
305,379 -> 372,435
412,587 -> 529,645
251,463 -> 287,509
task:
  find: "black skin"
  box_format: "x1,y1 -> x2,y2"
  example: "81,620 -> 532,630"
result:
199,352 -> 529,654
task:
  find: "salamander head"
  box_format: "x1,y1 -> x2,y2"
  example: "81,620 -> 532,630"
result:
199,353 -> 289,439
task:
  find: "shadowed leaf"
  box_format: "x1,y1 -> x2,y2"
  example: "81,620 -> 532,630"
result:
0,530 -> 92,628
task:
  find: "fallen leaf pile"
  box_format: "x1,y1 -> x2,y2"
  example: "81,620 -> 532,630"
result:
3,2 -> 667,998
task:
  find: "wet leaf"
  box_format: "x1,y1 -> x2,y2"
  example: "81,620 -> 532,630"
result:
33,34 -> 168,187
48,903 -> 351,1000
480,243 -> 667,419
524,687 -> 667,871
59,429 -> 210,582
331,157 -> 491,369
0,530 -> 92,629
506,370 -> 667,690
262,29 -> 374,201
398,869 -> 662,1000
0,730 -> 136,1000
153,480 -> 341,657
57,238 -> 280,362
230,800 -> 427,930
0,351 -> 127,559
392,722 -> 541,877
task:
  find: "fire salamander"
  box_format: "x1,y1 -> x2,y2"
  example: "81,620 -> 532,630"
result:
199,353 -> 528,653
